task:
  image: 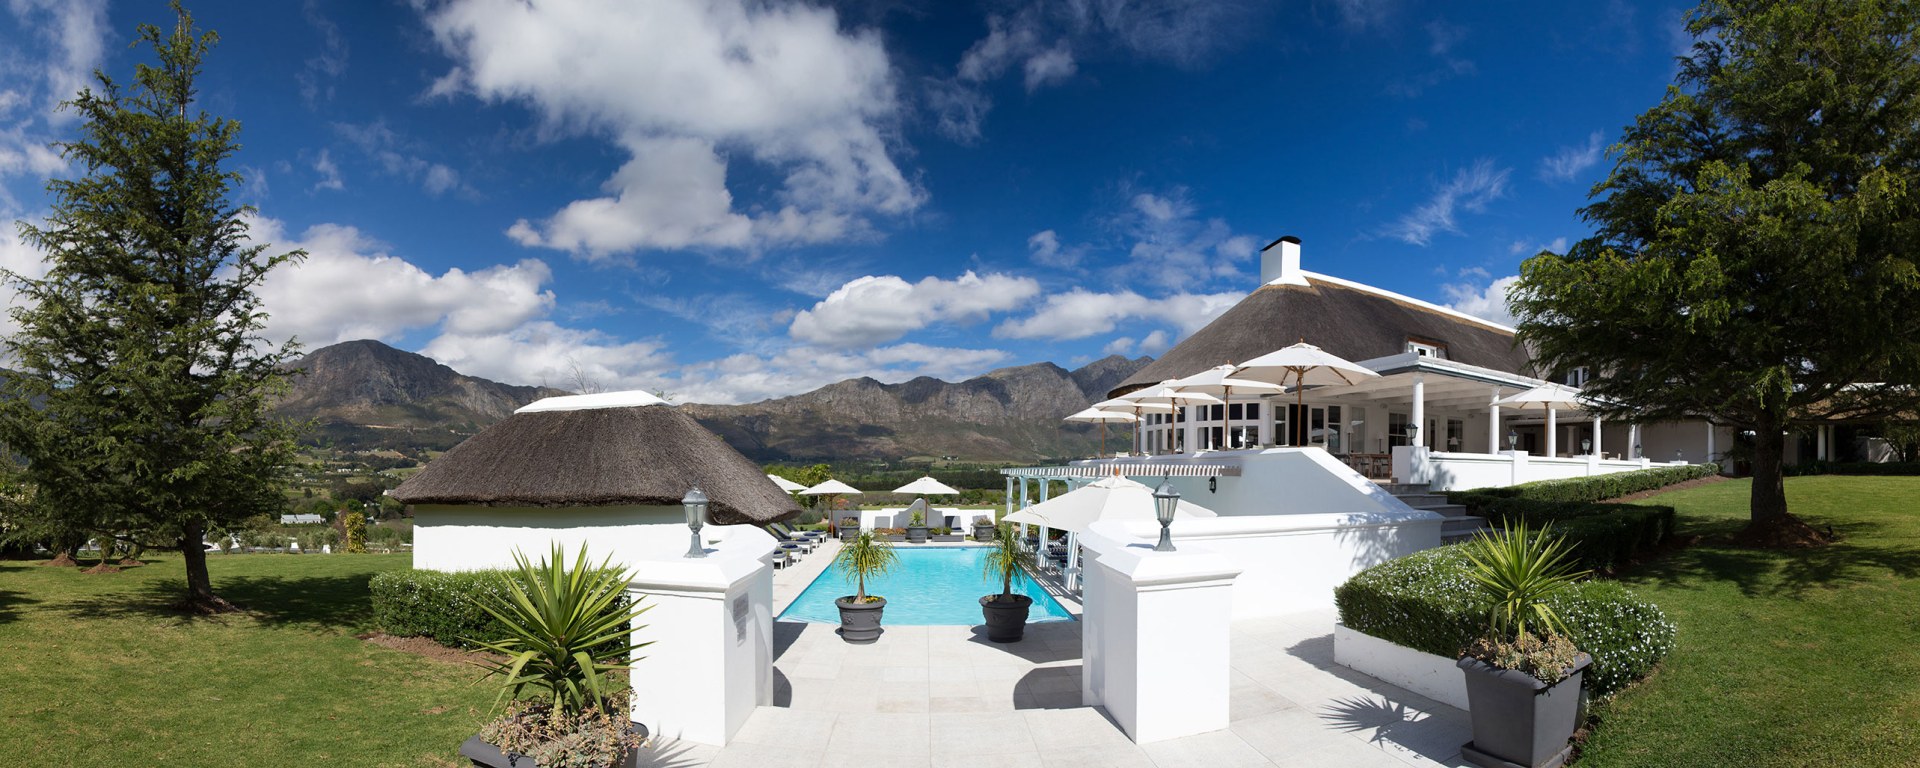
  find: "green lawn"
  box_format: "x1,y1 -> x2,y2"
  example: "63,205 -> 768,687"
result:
0,552 -> 493,767
1578,476 -> 1920,767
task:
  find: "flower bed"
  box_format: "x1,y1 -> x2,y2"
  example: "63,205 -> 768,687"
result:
1333,545 -> 1675,699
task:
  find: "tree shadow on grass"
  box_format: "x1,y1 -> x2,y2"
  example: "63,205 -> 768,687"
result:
1626,517 -> 1920,599
54,572 -> 379,632
0,583 -> 39,625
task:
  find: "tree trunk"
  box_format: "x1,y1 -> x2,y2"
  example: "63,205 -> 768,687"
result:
180,519 -> 238,613
1739,413 -> 1828,548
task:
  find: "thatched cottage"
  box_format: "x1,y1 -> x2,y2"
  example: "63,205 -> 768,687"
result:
392,391 -> 799,571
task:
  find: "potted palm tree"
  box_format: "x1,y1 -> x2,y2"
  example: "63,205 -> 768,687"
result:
833,530 -> 898,644
979,523 -> 1037,643
905,508 -> 929,543
459,543 -> 653,768
1455,524 -> 1592,768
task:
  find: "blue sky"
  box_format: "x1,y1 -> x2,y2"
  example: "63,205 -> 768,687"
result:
0,0 -> 1695,403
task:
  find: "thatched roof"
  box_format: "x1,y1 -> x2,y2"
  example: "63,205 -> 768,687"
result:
391,403 -> 800,525
1113,274 -> 1534,397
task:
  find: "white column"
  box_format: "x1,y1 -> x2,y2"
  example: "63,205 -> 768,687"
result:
1257,400 -> 1275,447
1038,479 -> 1052,547
1079,524 -> 1242,744
1546,408 -> 1558,457
1592,415 -> 1603,456
627,529 -> 776,746
1817,424 -> 1828,460
1019,477 -> 1030,538
1410,373 -> 1426,449
1487,388 -> 1502,455
1181,406 -> 1198,454
1705,420 -> 1716,465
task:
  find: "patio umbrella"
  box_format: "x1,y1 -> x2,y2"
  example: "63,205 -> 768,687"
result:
1233,341 -> 1380,444
1166,364 -> 1287,450
1093,397 -> 1173,456
1123,384 -> 1225,454
801,479 -> 862,533
1494,382 -> 1587,456
767,474 -> 808,493
1003,475 -> 1219,585
1064,406 -> 1136,458
892,476 -> 961,530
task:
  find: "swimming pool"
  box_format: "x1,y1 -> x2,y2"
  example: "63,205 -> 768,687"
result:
779,547 -> 1076,625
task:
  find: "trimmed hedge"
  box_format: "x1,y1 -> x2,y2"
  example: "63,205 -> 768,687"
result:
1464,498 -> 1677,573
369,569 -> 528,648
1783,461 -> 1920,477
1334,546 -> 1676,699
1449,463 -> 1720,505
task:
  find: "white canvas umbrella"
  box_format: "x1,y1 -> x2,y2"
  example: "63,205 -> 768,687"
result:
1003,475 -> 1218,588
1495,383 -> 1588,457
1093,397 -> 1173,456
1167,365 -> 1287,450
1065,406 -> 1135,457
767,474 -> 808,493
893,476 -> 961,496
1124,384 -> 1225,454
801,479 -> 862,533
1233,341 -> 1381,443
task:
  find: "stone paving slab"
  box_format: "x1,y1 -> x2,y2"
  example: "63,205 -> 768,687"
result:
630,539 -> 1472,767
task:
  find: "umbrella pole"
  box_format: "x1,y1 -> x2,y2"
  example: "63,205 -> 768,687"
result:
1224,385 -> 1232,450
1295,370 -> 1306,446
1099,421 -> 1107,458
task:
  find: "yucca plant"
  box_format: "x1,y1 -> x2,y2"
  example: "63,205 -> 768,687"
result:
834,530 -> 897,602
1461,523 -> 1587,642
981,523 -> 1037,602
465,543 -> 652,716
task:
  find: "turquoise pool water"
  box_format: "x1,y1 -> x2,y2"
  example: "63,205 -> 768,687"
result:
780,547 -> 1076,625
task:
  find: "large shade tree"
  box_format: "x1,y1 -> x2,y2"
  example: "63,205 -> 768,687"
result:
1512,0 -> 1920,544
0,4 -> 304,610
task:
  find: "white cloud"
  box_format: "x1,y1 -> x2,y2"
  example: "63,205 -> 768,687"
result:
1023,44 -> 1078,91
1507,237 -> 1568,257
333,121 -> 469,197
789,271 -> 1042,348
1102,336 -> 1136,356
1442,274 -> 1521,328
993,289 -> 1240,341
311,149 -> 344,192
0,221 -> 52,342
421,321 -> 674,393
670,342 -> 1011,404
1138,329 -> 1171,354
1387,159 -> 1510,246
1108,188 -> 1260,287
1540,131 -> 1605,182
424,0 -> 920,255
0,0 -> 107,196
249,215 -> 554,347
297,1 -> 349,108
1027,229 -> 1084,268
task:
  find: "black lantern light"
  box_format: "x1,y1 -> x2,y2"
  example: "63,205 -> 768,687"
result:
682,486 -> 709,559
1507,429 -> 1519,450
1152,474 -> 1179,552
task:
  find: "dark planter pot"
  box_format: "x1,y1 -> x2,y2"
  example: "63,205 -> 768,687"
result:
1456,653 -> 1591,768
906,525 -> 929,543
835,596 -> 887,643
459,722 -> 649,768
973,523 -> 995,541
979,594 -> 1033,643
839,528 -> 858,542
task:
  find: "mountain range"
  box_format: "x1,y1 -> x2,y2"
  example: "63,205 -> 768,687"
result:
277,340 -> 1150,462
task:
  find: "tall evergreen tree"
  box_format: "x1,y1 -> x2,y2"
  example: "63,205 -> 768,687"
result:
1512,0 -> 1920,544
0,3 -> 303,610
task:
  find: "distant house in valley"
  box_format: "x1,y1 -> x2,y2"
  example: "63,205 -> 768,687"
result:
280,513 -> 326,525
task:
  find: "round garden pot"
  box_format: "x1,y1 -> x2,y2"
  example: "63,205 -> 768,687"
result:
905,525 -> 929,543
459,722 -> 649,768
1456,653 -> 1590,768
979,594 -> 1033,643
839,528 -> 858,542
972,523 -> 996,541
835,596 -> 887,643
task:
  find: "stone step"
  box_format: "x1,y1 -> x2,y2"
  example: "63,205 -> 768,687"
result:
1440,516 -> 1491,543
1377,483 -> 1431,495
1415,503 -> 1472,518
1392,492 -> 1450,508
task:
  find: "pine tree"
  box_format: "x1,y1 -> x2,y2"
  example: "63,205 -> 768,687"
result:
0,3 -> 304,611
1512,0 -> 1920,545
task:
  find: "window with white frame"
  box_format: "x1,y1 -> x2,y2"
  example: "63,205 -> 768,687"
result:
1563,367 -> 1591,387
1406,338 -> 1449,359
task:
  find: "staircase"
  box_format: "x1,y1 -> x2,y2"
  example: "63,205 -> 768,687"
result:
1380,483 -> 1489,543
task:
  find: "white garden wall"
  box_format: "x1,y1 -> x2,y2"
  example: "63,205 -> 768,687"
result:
412,504 -> 749,571
1332,623 -> 1467,710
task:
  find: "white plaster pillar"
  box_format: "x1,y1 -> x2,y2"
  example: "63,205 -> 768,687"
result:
1487,388 -> 1502,455
1004,476 -> 1014,523
627,528 -> 776,746
1705,420 -> 1716,465
1817,424 -> 1828,460
1019,477 -> 1030,538
1182,406 -> 1199,454
1257,400 -> 1275,447
1079,522 -> 1242,745
1410,373 -> 1426,449
1592,415 -> 1603,457
1546,407 -> 1558,457
1038,479 -> 1052,548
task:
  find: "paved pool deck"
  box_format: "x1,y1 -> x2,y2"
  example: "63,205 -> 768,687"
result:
629,539 -> 1474,768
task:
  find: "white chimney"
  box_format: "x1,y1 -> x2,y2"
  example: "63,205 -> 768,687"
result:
1259,235 -> 1307,287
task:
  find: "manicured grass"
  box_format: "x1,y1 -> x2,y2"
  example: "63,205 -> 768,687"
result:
0,552 -> 496,767
1578,476 -> 1920,767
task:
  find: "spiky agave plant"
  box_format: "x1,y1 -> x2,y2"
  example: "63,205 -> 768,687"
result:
981,523 -> 1037,602
466,543 -> 652,716
1460,523 -> 1587,642
834,530 -> 898,603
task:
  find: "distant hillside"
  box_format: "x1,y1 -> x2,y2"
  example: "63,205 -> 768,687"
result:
276,340 -> 569,450
679,355 -> 1153,463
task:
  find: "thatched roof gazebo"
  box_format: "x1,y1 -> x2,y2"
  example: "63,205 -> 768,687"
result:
395,391 -> 798,571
